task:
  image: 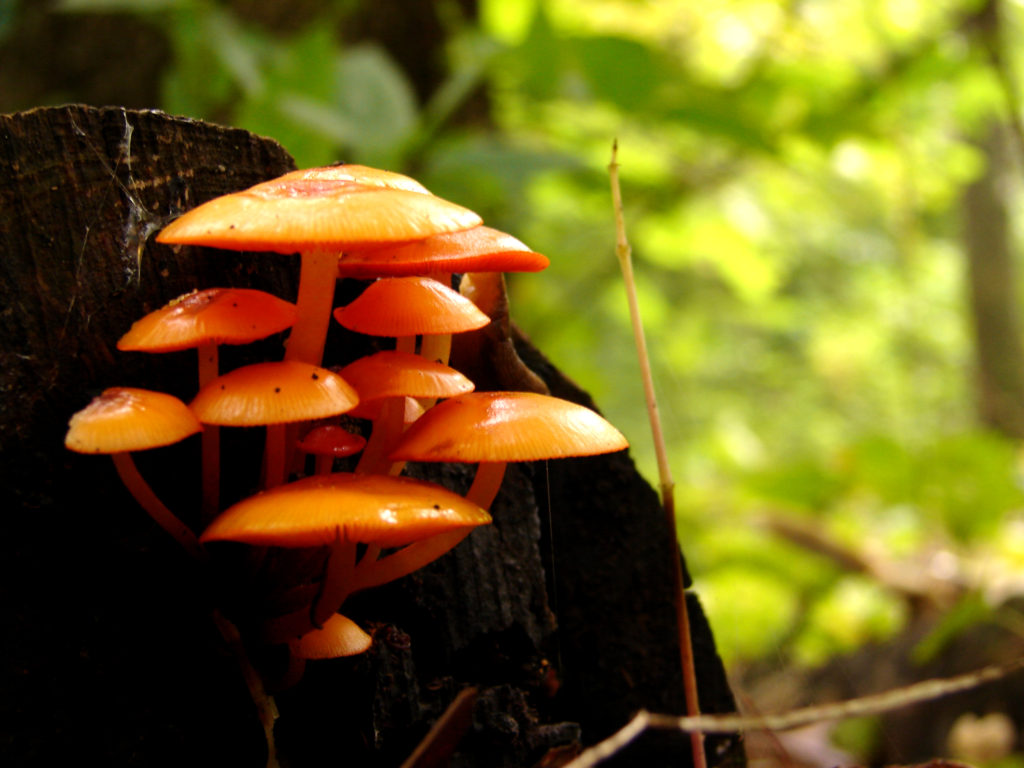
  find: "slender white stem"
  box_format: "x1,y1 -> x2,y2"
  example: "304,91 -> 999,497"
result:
355,398 -> 404,475
419,333 -> 452,366
284,249 -> 340,366
276,248 -> 339,489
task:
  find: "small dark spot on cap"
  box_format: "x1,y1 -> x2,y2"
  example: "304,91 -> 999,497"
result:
433,504 -> 440,510
311,373 -> 319,380
274,387 -> 281,393
220,384 -> 226,390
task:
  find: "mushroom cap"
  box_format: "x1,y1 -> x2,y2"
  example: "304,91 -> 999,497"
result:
338,351 -> 474,403
278,164 -> 429,194
297,425 -> 366,458
117,287 -> 297,352
190,361 -> 358,426
200,472 -> 491,548
336,226 -> 550,278
288,613 -> 373,659
333,276 -> 490,337
389,391 -> 629,463
156,175 -> 482,253
65,387 -> 202,454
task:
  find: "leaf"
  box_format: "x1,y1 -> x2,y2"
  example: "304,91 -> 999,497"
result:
334,44 -> 418,159
573,35 -> 658,110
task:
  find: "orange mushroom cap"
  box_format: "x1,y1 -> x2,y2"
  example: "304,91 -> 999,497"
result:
156,176 -> 482,253
288,613 -> 372,659
333,276 -> 489,337
190,361 -> 358,426
336,226 -> 550,278
200,472 -> 491,548
278,164 -> 430,194
65,387 -> 202,454
117,288 -> 297,352
297,425 -> 366,458
338,351 -> 474,403
390,391 -> 629,463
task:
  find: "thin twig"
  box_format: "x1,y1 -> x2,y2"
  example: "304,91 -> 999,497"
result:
400,687 -> 479,768
567,657 -> 1024,768
609,141 -> 707,768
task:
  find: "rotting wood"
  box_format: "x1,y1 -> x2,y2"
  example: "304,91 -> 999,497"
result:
0,105 -> 742,767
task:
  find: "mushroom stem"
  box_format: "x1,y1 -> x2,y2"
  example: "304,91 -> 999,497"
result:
263,536 -> 358,643
285,248 -> 340,366
278,248 -> 340,487
466,461 -> 507,511
311,534 -> 358,627
419,333 -> 452,367
111,453 -> 204,560
351,527 -> 476,591
354,398 -> 405,475
314,454 -> 334,476
197,341 -> 220,522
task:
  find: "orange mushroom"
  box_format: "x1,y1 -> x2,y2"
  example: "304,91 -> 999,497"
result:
389,391 -> 629,510
157,170 -> 482,367
288,612 -> 372,659
117,287 -> 297,366
190,361 -> 358,488
337,350 -> 474,475
336,225 -> 550,279
296,425 -> 366,475
201,472 -> 491,639
118,287 -> 298,518
65,387 -> 204,558
278,609 -> 374,688
333,276 -> 489,362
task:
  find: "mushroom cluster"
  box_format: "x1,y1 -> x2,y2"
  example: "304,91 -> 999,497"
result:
64,164 -> 628,730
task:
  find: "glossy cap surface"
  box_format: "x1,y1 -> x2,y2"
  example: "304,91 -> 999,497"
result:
201,472 -> 491,548
190,361 -> 358,426
65,387 -> 202,454
157,176 -> 481,253
339,351 -> 474,402
118,287 -> 296,352
333,276 -> 489,336
390,391 -> 629,463
337,226 -> 550,278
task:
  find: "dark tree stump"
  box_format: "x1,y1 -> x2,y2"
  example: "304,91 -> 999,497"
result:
0,105 -> 742,767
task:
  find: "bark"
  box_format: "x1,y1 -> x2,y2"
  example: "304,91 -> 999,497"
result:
0,105 -> 741,767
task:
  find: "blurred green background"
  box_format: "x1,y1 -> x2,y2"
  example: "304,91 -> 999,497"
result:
5,0 -> 1024,758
